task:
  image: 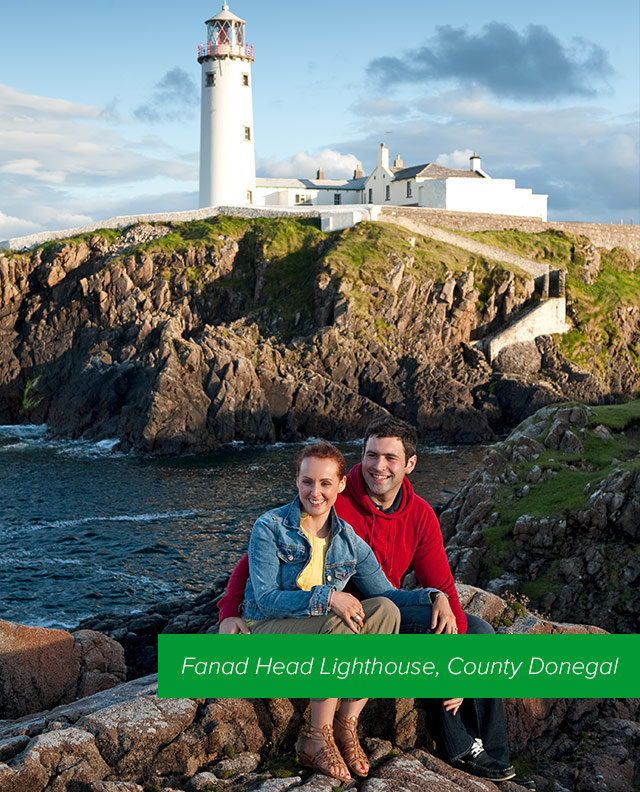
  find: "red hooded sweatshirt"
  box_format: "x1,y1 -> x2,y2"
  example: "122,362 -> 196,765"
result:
217,463 -> 467,633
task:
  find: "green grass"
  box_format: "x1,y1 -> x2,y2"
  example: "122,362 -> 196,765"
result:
479,401 -> 640,582
452,228 -> 576,264
37,227 -> 123,257
588,399 -> 640,430
323,221 -> 533,322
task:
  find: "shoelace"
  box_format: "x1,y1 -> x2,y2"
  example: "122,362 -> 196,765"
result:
468,738 -> 485,759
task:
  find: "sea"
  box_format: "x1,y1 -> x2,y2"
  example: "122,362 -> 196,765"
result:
0,425 -> 486,630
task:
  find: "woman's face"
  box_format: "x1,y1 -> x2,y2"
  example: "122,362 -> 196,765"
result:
296,456 -> 346,519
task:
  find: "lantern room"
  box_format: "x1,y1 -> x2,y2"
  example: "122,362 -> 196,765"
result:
198,2 -> 254,61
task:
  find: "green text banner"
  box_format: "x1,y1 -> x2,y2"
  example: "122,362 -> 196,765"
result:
158,634 -> 639,698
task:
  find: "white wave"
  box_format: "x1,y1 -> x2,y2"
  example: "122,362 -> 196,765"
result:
1,509 -> 200,539
46,509 -> 200,528
0,424 -> 124,458
0,424 -> 48,441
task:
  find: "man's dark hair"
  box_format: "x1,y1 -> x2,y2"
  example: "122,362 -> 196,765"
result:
363,416 -> 417,461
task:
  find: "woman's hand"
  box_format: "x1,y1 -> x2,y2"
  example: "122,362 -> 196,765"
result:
329,591 -> 366,633
443,698 -> 463,716
430,593 -> 458,634
219,617 -> 251,634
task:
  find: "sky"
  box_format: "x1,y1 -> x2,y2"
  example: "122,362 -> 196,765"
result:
1,0 -> 638,240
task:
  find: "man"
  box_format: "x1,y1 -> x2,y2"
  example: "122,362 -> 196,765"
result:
218,417 -> 525,785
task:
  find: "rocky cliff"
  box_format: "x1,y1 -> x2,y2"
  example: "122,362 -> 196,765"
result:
1,217 -> 637,452
441,401 -> 640,634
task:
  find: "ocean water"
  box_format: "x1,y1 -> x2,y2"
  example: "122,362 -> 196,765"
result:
0,425 -> 485,629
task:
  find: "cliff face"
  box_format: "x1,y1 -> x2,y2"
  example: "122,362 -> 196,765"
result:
441,401 -> 640,634
0,217 -> 638,453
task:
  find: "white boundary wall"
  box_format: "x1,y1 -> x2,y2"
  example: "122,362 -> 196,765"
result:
1,205 -> 381,252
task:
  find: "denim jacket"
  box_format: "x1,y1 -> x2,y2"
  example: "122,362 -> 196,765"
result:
242,496 -> 442,621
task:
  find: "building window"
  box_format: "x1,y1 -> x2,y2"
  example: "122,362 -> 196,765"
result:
295,194 -> 311,205
385,185 -> 391,201
243,126 -> 251,141
406,181 -> 412,198
368,188 -> 373,202
246,190 -> 253,203
206,72 -> 215,87
334,194 -> 342,205
241,73 -> 250,87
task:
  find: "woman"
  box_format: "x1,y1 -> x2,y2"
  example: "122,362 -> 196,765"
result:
242,440 -> 458,780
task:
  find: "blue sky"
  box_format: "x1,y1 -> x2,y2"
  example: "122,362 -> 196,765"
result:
1,0 -> 638,239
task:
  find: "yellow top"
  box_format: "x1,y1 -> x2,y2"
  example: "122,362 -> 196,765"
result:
296,513 -> 330,591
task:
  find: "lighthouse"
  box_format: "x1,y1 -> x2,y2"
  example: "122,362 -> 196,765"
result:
198,3 -> 256,208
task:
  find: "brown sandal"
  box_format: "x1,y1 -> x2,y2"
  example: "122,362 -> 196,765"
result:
334,711 -> 370,777
295,723 -> 351,780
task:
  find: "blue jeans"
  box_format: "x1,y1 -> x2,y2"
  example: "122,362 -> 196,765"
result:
399,605 -> 511,766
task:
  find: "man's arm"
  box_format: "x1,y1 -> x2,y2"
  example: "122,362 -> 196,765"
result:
218,552 -> 250,630
412,508 -> 468,634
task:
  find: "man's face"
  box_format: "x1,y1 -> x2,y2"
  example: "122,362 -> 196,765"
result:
361,435 -> 417,506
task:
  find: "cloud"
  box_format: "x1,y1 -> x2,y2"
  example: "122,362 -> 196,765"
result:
134,68 -> 199,123
337,92 -> 639,223
351,98 -> 410,118
435,149 -> 476,169
367,23 -> 613,101
257,148 -> 361,179
0,84 -> 198,240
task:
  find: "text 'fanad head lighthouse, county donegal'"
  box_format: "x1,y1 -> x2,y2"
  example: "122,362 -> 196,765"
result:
197,2 -> 256,208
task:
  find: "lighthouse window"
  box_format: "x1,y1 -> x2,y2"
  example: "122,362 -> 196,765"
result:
206,72 -> 215,87
242,73 -> 250,87
243,126 -> 252,141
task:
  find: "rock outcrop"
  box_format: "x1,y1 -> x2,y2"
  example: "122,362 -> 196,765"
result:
1,587 -> 635,792
0,619 -> 126,719
441,402 -> 640,633
1,218 -> 636,453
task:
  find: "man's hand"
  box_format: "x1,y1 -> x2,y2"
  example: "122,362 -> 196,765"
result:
443,698 -> 463,716
430,593 -> 458,634
219,616 -> 251,634
329,591 -> 366,634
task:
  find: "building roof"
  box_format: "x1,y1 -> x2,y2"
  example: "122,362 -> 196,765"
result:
392,163 -> 484,180
256,177 -> 367,191
206,2 -> 245,24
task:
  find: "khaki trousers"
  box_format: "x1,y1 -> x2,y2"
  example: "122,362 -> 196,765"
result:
250,596 -> 400,635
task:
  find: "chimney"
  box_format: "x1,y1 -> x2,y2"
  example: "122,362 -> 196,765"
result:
378,142 -> 389,170
393,154 -> 404,168
469,152 -> 481,172
353,162 -> 364,179
316,167 -> 325,180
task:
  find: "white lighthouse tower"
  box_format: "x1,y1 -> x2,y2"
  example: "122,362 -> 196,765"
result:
198,3 -> 256,208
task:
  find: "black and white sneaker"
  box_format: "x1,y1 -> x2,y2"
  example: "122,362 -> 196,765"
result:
453,738 -> 517,781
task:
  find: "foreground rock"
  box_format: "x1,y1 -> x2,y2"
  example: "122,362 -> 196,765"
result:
1,671 -> 637,791
1,218 -> 636,452
440,401 -> 640,633
0,619 -> 126,719
3,588 -> 633,790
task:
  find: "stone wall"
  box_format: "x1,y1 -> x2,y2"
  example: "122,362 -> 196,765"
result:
381,207 -> 640,256
486,297 -> 570,361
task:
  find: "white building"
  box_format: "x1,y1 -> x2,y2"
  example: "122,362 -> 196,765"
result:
198,5 -> 547,221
